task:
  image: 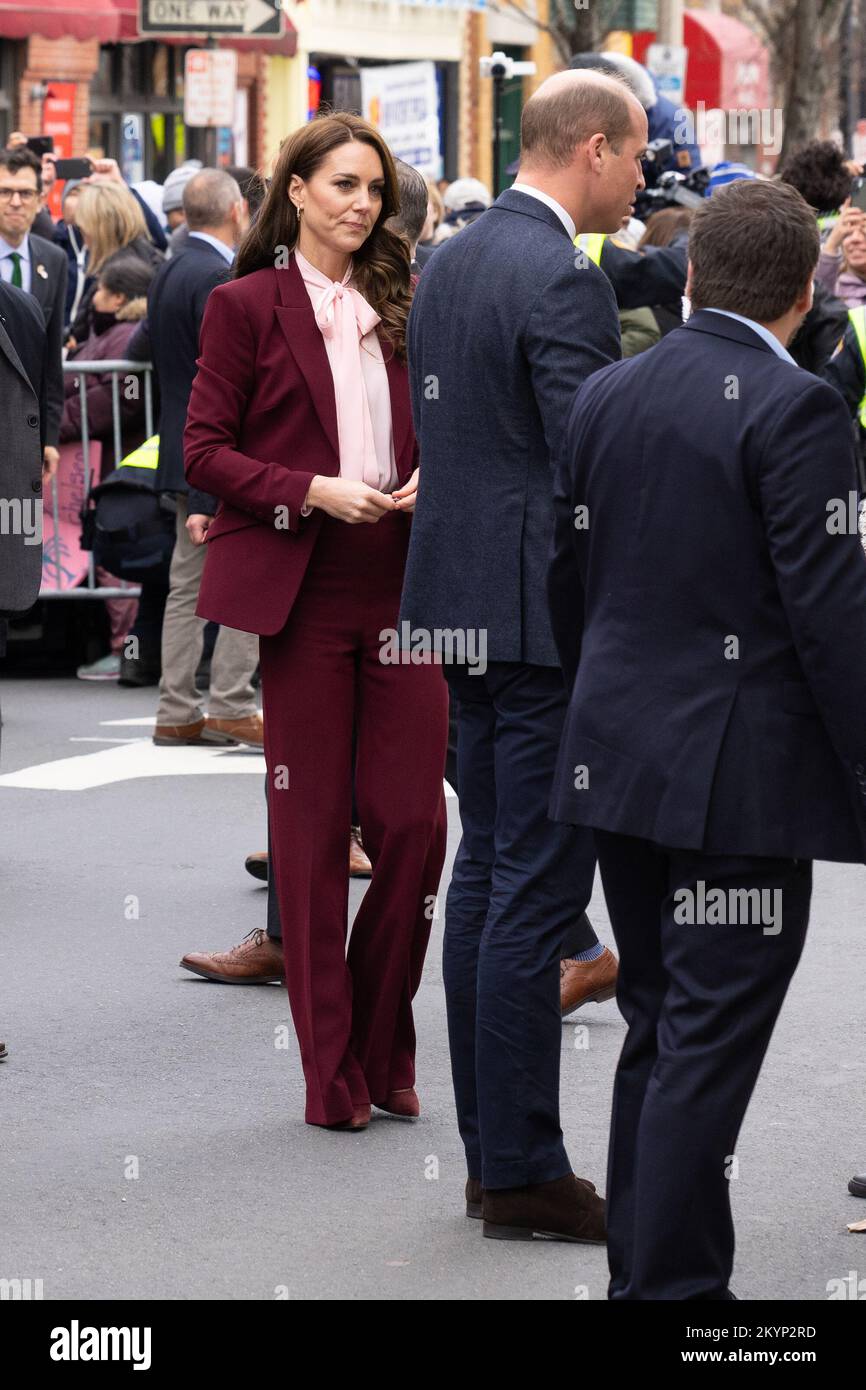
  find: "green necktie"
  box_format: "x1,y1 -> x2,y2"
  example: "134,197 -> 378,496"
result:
9,251 -> 22,289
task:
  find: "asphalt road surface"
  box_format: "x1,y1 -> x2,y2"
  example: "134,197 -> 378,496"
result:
1,675 -> 865,1300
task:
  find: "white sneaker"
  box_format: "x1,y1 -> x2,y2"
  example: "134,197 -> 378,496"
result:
76,653 -> 121,681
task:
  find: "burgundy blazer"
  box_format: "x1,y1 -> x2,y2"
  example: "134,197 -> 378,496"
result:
183,252 -> 418,635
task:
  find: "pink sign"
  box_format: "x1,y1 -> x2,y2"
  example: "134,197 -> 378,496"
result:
41,440 -> 102,592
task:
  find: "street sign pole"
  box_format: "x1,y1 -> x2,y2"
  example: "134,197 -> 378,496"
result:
206,35 -> 217,170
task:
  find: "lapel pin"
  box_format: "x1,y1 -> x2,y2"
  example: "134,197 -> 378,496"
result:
36,263 -> 48,280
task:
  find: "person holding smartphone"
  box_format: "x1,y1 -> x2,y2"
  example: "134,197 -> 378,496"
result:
816,195 -> 866,307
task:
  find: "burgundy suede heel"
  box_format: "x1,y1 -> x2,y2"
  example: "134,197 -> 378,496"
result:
323,1105 -> 371,1131
373,1088 -> 420,1118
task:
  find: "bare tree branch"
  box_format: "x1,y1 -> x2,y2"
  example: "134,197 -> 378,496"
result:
481,0 -> 626,67
482,0 -> 573,64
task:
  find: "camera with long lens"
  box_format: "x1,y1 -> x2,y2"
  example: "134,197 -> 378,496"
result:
635,138 -> 709,219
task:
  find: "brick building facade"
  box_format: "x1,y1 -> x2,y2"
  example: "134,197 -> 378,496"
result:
0,3 -> 295,180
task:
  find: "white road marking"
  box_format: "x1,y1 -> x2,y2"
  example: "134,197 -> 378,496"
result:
0,739 -> 266,791
69,737 -> 144,743
2,711 -> 454,794
100,717 -> 159,727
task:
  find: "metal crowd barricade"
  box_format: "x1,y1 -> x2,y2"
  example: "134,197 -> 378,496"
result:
40,359 -> 156,598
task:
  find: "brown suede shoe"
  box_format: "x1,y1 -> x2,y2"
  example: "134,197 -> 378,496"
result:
466,1178 -> 483,1219
204,713 -> 264,748
482,1173 -> 606,1244
244,851 -> 269,882
373,1087 -> 420,1118
180,928 -> 284,984
560,946 -> 618,1017
468,1175 -> 596,1220
349,826 -> 372,877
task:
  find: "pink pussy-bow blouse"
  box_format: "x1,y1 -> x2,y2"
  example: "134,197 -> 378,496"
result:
294,247 -> 397,494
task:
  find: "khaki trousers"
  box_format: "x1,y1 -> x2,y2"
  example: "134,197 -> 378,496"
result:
156,495 -> 259,726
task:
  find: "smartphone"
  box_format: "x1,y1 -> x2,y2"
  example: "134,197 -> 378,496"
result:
851,178 -> 866,212
53,157 -> 93,181
25,135 -> 54,158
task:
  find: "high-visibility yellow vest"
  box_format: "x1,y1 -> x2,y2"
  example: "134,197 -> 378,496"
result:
847,308 -> 866,428
573,233 -> 607,266
817,212 -> 840,233
118,435 -> 159,471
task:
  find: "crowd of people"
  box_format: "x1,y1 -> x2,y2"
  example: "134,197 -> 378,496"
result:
3,52 -> 866,1301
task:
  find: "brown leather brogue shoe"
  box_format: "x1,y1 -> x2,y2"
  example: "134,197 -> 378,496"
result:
244,851 -> 269,882
482,1173 -> 606,1244
560,946 -> 618,1017
244,832 -> 370,886
204,713 -> 264,748
180,928 -> 284,984
153,718 -> 209,746
466,1178 -> 483,1219
349,826 -> 372,877
373,1087 -> 420,1118
323,1104 -> 371,1131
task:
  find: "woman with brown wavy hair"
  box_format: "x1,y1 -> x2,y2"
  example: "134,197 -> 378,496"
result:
184,113 -> 448,1131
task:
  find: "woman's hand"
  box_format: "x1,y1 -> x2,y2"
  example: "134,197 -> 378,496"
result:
305,475 -> 396,523
392,468 -> 419,513
824,199 -> 866,254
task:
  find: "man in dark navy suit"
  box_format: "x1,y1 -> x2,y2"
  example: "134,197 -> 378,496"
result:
549,179 -> 866,1298
401,69 -> 649,1242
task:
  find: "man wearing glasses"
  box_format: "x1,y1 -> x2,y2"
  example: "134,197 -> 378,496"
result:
0,146 -> 66,479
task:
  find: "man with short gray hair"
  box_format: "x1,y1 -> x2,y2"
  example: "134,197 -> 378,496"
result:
386,159 -> 429,272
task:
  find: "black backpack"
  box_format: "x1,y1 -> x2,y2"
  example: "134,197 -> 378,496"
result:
80,436 -> 176,584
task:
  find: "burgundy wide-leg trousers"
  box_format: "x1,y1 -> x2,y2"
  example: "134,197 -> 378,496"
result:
259,512 -> 448,1126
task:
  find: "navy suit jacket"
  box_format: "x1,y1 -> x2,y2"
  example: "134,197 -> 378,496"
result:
147,237 -> 229,511
549,309 -> 866,862
399,188 -> 621,667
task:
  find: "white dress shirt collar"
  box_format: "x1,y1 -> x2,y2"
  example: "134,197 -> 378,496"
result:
188,231 -> 235,265
0,233 -> 31,292
508,184 -> 576,242
701,308 -> 797,366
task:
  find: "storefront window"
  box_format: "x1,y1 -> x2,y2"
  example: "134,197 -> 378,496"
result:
311,56 -> 456,180
91,41 -> 208,182
152,45 -> 170,100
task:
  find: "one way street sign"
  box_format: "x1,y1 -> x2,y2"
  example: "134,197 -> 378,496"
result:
140,0 -> 283,38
